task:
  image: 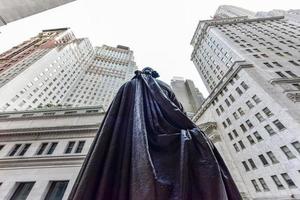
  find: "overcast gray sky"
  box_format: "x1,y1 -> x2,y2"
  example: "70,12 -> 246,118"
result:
0,0 -> 299,97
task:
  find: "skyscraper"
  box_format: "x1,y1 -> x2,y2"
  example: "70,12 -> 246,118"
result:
170,77 -> 204,116
0,28 -> 137,112
191,6 -> 300,199
0,0 -> 76,26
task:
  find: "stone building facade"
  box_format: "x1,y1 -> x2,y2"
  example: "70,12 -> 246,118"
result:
191,6 -> 300,200
170,77 -> 204,116
0,29 -> 137,112
0,106 -> 104,200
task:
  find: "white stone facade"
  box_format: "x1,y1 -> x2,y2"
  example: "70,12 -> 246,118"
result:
170,77 -> 205,115
0,30 -> 137,112
0,106 -> 104,200
191,9 -> 300,200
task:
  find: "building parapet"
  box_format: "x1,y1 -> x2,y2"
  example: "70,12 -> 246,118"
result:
191,16 -> 284,59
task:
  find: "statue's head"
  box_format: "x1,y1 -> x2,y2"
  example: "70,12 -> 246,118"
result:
142,67 -> 160,78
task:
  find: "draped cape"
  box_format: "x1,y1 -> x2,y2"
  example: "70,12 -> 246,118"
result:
68,72 -> 242,200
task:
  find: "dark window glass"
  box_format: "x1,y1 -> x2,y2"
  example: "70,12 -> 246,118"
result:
251,180 -> 261,192
258,154 -> 269,166
18,144 -> 31,156
44,181 -> 69,200
65,142 -> 75,154
271,175 -> 285,189
242,161 -> 250,171
280,145 -> 296,159
248,159 -> 257,169
10,182 -> 35,200
281,173 -> 297,188
37,143 -> 48,155
258,178 -> 270,191
273,120 -> 286,131
9,144 -> 21,156
47,143 -> 58,155
266,151 -> 279,164
291,141 -> 300,153
253,131 -> 263,141
75,141 -> 85,153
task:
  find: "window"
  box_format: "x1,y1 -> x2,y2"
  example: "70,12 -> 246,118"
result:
18,144 -> 31,156
242,161 -> 250,171
222,122 -> 227,128
273,120 -> 286,131
286,71 -> 298,78
36,143 -> 48,155
281,145 -> 296,159
226,118 -> 232,125
238,140 -> 245,149
246,101 -> 254,109
258,154 -> 269,166
264,124 -> 276,135
0,144 -> 4,151
255,113 -> 265,122
238,108 -> 245,116
225,99 -> 231,107
47,142 -> 57,155
241,82 -> 249,90
246,120 -> 254,129
228,133 -> 234,140
10,182 -> 35,200
276,71 -> 287,78
251,180 -> 261,192
289,60 -> 300,66
8,144 -> 22,156
216,109 -> 220,116
240,124 -> 247,132
272,62 -> 282,67
232,129 -> 239,137
44,181 -> 69,200
271,175 -> 284,189
233,143 -> 240,152
65,141 -> 75,154
262,107 -> 273,117
258,178 -> 270,191
75,141 -> 85,153
235,87 -> 243,95
253,131 -> 263,141
291,141 -> 300,153
266,151 -> 279,164
281,173 -> 297,188
219,105 -> 224,112
232,113 -> 239,120
229,94 -> 235,102
247,135 -> 255,145
263,62 -> 273,68
248,159 -> 257,169
252,95 -> 261,104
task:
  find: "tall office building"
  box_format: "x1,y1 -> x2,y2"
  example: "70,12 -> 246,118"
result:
61,44 -> 137,109
170,77 -> 204,116
0,28 -> 137,112
215,5 -> 300,24
191,6 -> 300,199
0,0 -> 76,26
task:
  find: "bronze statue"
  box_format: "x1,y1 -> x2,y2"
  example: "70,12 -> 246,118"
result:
68,68 -> 241,200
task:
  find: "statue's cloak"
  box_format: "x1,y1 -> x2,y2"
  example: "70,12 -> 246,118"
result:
68,72 -> 241,200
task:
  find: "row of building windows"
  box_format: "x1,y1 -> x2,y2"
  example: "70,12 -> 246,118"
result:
0,180 -> 69,200
251,172 -> 297,193
0,141 -> 86,157
241,141 -> 300,172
